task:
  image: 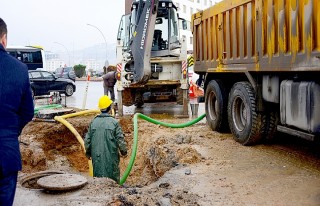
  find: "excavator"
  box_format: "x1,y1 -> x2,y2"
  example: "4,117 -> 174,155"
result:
116,0 -> 189,116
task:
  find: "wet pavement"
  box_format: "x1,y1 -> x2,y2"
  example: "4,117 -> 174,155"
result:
64,81 -> 104,110
64,81 -> 206,118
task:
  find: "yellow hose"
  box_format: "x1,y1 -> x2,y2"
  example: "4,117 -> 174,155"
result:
59,109 -> 101,119
54,109 -> 101,176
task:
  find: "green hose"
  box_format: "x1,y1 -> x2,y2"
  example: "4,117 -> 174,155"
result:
119,113 -> 206,185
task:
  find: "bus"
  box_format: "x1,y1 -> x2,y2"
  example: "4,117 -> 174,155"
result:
6,45 -> 45,70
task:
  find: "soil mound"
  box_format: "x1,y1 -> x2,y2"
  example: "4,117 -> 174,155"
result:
20,114 -> 202,186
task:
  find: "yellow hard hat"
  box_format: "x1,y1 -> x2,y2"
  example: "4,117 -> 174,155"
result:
98,95 -> 113,110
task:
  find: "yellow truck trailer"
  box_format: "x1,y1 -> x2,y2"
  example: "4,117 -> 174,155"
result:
192,0 -> 320,145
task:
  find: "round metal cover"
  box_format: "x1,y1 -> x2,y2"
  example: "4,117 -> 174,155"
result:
37,174 -> 87,191
20,170 -> 65,189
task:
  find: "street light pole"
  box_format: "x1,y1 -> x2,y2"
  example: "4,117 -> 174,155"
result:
86,23 -> 109,68
54,42 -> 70,66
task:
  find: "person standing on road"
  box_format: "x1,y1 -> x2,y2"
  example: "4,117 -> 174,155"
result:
102,68 -> 117,102
84,95 -> 127,183
0,18 -> 34,206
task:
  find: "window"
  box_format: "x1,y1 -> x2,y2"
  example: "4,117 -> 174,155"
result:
6,47 -> 45,70
204,0 -> 207,6
117,14 -> 131,49
197,0 -> 200,3
190,7 -> 194,15
42,71 -> 54,80
169,8 -> 179,43
30,72 -> 41,79
190,36 -> 193,45
183,5 -> 186,13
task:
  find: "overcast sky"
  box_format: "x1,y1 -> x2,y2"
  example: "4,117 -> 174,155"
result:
0,0 -> 124,53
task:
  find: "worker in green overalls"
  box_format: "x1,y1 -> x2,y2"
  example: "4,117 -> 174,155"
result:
84,95 -> 127,183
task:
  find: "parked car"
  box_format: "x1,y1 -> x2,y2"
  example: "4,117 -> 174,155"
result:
91,70 -> 104,77
28,70 -> 76,97
54,67 -> 76,82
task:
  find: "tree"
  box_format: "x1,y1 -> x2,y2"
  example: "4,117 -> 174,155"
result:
74,64 -> 86,78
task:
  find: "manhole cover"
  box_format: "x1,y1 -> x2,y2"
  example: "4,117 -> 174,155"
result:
20,170 -> 65,189
37,173 -> 87,191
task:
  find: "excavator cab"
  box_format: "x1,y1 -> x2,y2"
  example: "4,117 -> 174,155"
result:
117,0 -> 183,58
152,29 -> 164,51
137,0 -> 182,57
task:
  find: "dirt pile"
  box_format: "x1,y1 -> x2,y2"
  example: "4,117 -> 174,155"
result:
118,115 -> 202,186
109,187 -> 201,206
20,114 -> 95,174
20,113 -> 203,186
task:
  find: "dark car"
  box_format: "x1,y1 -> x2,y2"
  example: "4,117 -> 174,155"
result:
28,70 -> 76,97
54,67 -> 76,82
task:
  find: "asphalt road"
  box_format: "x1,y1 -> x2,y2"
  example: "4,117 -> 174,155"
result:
65,81 -> 104,109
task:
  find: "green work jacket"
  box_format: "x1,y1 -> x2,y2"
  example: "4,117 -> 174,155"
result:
84,113 -> 127,183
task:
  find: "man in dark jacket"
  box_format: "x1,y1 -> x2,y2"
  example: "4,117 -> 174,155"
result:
84,95 -> 127,183
102,71 -> 116,102
0,18 -> 34,205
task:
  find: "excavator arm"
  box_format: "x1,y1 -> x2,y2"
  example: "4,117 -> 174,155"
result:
130,0 -> 159,84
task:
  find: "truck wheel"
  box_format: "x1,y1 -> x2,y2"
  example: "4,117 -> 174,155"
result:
228,82 -> 263,145
176,87 -> 184,105
205,80 -> 228,132
262,110 -> 279,143
134,92 -> 144,108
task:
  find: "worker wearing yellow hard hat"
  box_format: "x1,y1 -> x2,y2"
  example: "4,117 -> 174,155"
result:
98,95 -> 113,111
84,95 -> 127,183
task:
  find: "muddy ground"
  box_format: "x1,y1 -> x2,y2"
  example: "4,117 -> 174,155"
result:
14,111 -> 320,206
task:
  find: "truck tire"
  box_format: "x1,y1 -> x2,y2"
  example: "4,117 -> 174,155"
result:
134,92 -> 144,108
176,87 -> 184,105
262,110 -> 279,142
205,80 -> 229,132
228,82 -> 263,145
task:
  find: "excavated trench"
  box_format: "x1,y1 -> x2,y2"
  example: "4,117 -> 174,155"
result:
19,113 -> 202,189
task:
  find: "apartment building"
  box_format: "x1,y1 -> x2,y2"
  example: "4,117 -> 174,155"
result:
45,51 -> 65,72
174,0 -> 216,51
125,0 -> 218,51
83,59 -> 101,72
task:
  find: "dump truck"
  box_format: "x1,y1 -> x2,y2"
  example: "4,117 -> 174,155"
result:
116,0 -> 189,116
192,0 -> 320,145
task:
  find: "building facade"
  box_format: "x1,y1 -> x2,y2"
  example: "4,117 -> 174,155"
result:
45,51 -> 65,72
124,0 -> 219,51
83,59 -> 101,72
174,0 -> 216,51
